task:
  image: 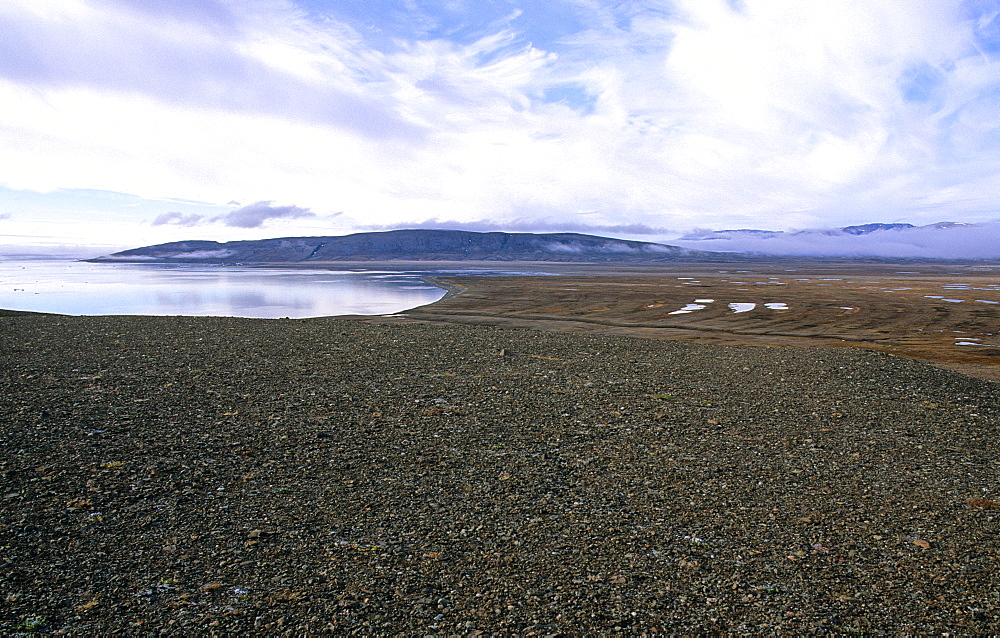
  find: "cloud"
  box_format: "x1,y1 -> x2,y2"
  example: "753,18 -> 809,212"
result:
151,211 -> 204,226
0,242 -> 117,260
90,0 -> 237,29
363,217 -> 671,237
0,212 -> 11,221
671,221 -> 1000,259
217,201 -> 315,229
0,0 -> 426,142
2,0 -> 1000,252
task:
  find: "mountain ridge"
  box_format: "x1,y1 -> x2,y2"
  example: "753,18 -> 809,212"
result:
678,221 -> 974,241
670,220 -> 998,259
90,229 -> 719,264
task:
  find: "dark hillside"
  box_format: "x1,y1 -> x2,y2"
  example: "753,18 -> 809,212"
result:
90,229 -> 717,263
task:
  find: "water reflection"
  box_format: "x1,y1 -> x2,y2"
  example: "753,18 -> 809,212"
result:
0,261 -> 447,318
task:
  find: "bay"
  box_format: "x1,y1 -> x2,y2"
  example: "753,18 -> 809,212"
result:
0,260 -> 449,318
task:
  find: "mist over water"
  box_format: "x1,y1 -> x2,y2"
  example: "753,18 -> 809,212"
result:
0,261 -> 449,318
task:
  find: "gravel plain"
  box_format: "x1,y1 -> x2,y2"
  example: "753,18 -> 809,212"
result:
2,309 -> 1000,635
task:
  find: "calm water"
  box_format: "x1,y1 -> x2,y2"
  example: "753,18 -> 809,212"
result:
0,261 -> 450,318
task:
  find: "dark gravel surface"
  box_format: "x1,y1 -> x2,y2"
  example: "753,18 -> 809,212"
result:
1,311 -> 999,635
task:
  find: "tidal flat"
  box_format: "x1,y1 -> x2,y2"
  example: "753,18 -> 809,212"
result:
2,282 -> 1000,634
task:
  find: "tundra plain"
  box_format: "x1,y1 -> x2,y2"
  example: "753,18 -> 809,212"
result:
384,261 -> 1000,382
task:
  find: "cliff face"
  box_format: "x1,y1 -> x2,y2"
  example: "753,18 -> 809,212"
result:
91,229 -> 716,263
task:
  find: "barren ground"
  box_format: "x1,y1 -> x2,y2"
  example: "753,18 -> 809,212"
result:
2,260 -> 1000,635
381,261 -> 1000,382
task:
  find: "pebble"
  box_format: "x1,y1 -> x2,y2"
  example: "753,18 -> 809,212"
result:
0,312 -> 998,633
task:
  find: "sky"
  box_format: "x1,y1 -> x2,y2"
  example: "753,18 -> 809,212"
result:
2,0 -> 1000,257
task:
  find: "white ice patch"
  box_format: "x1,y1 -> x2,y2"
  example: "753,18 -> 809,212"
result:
765,303 -> 789,310
163,249 -> 236,259
976,300 -> 1000,304
924,295 -> 944,299
729,303 -> 756,313
943,299 -> 965,303
694,299 -> 715,303
669,303 -> 707,315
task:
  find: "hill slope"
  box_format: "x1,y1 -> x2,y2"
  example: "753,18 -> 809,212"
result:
91,229 -> 715,263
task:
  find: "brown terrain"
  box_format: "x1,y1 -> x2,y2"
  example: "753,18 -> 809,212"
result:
382,261 -> 1000,382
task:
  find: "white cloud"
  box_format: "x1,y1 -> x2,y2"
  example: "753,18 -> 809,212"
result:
1,0 -> 1000,251
151,211 -> 204,227
217,201 -> 315,228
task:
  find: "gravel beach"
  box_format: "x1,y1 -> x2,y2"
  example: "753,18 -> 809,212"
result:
2,310 -> 999,635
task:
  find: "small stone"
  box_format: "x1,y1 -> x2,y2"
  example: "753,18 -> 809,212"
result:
967,497 -> 1000,508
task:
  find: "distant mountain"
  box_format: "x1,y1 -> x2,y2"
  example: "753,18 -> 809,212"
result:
672,221 -> 997,260
91,229 -> 719,263
677,229 -> 784,240
841,223 -> 915,235
679,222 -> 925,241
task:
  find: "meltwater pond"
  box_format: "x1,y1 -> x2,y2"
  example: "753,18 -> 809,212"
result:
0,261 -> 450,318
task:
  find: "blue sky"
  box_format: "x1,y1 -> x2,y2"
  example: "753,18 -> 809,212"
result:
2,0 -> 1000,255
